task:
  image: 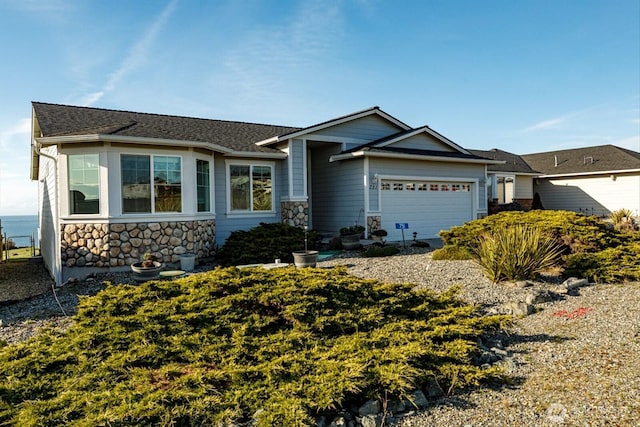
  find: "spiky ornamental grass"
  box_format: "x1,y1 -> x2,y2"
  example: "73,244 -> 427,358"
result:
472,225 -> 564,283
0,267 -> 509,427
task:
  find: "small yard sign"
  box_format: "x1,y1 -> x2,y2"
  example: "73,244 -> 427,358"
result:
395,223 -> 409,230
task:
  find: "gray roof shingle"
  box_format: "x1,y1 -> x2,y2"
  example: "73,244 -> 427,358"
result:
521,144 -> 640,175
32,102 -> 301,153
469,149 -> 539,174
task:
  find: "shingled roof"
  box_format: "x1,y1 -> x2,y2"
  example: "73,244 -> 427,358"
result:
469,148 -> 539,174
32,102 -> 301,153
521,144 -> 640,176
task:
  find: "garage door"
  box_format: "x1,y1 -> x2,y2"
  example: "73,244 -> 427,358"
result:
380,180 -> 473,241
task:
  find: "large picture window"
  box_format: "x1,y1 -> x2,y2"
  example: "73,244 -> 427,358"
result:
229,163 -> 273,212
196,159 -> 211,212
69,154 -> 100,214
121,154 -> 182,214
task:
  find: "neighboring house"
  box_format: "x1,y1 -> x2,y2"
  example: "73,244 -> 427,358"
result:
31,102 -> 501,284
521,145 -> 640,217
469,149 -> 539,210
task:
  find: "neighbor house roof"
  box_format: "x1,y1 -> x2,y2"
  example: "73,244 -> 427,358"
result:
32,102 -> 301,153
521,144 -> 640,177
470,148 -> 539,174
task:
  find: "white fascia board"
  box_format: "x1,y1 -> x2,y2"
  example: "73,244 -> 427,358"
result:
255,108 -> 411,145
537,169 -> 640,178
224,151 -> 288,159
36,134 -> 236,154
330,150 -> 505,165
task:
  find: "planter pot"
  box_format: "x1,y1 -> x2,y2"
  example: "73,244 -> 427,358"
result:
131,261 -> 162,282
340,234 -> 361,250
292,250 -> 319,268
180,253 -> 196,272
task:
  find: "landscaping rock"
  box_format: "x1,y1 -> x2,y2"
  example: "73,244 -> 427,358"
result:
358,399 -> 380,416
502,302 -> 535,316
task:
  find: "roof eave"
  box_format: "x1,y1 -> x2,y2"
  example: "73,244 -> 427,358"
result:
36,134 -> 236,154
329,150 -> 505,164
537,168 -> 640,178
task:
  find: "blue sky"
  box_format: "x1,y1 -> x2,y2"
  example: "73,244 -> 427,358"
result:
0,0 -> 638,215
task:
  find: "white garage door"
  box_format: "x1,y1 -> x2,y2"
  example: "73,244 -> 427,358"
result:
380,180 -> 474,241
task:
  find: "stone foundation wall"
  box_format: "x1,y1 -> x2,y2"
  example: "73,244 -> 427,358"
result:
281,201 -> 309,228
61,220 -> 216,268
367,216 -> 381,235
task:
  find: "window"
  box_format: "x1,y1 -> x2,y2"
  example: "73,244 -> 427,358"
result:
229,163 -> 273,212
121,154 -> 182,214
381,182 -> 390,191
451,184 -> 461,192
441,184 -> 450,191
461,184 -> 471,192
430,184 -> 439,191
196,159 -> 211,212
418,183 -> 427,191
69,154 -> 99,214
393,183 -> 403,191
406,183 -> 415,191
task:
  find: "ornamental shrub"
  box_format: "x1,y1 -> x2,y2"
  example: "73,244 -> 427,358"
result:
216,222 -> 319,266
362,245 -> 399,257
440,210 -> 619,256
471,225 -> 564,283
0,267 -> 509,426
564,240 -> 640,283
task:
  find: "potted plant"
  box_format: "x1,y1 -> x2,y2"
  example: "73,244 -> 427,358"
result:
292,226 -> 318,268
370,229 -> 388,242
131,252 -> 162,281
339,224 -> 365,250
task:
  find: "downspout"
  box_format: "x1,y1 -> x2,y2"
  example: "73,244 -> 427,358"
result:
33,141 -> 63,286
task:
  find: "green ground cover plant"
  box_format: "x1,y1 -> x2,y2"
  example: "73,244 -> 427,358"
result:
0,267 -> 508,426
216,222 -> 319,266
436,210 -> 640,283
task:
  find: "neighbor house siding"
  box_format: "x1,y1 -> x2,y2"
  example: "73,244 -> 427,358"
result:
38,145 -> 60,283
534,173 -> 640,217
311,143 -> 365,233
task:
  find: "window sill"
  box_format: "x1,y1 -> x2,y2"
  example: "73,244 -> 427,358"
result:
225,211 -> 276,219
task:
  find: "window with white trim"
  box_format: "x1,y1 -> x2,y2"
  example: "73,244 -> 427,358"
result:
69,154 -> 100,214
228,163 -> 274,212
121,154 -> 182,214
196,159 -> 211,212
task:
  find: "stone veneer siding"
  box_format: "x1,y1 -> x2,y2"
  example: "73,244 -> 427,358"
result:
61,220 -> 215,268
367,216 -> 381,236
281,201 -> 309,228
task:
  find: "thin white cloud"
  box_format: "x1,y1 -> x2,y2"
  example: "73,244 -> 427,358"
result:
81,0 -> 178,106
0,118 -> 31,150
522,115 -> 568,132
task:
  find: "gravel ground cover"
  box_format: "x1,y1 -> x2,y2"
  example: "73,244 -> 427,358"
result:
1,250 -> 639,425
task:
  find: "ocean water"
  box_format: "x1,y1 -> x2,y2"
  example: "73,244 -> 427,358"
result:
0,215 -> 38,247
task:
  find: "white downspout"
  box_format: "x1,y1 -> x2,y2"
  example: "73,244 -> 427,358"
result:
33,141 -> 62,285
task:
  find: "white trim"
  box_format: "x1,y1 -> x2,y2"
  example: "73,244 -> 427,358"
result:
364,156 -> 370,222
297,134 -> 370,145
119,152 -> 185,215
195,155 -> 215,215
36,134 -> 235,154
224,159 -> 276,215
330,150 -> 504,165
280,196 -> 308,202
302,139 -> 308,198
537,168 -> 640,178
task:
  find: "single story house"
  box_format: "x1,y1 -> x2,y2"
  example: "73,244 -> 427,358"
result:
31,102 -> 502,284
469,149 -> 539,210
522,145 -> 640,217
